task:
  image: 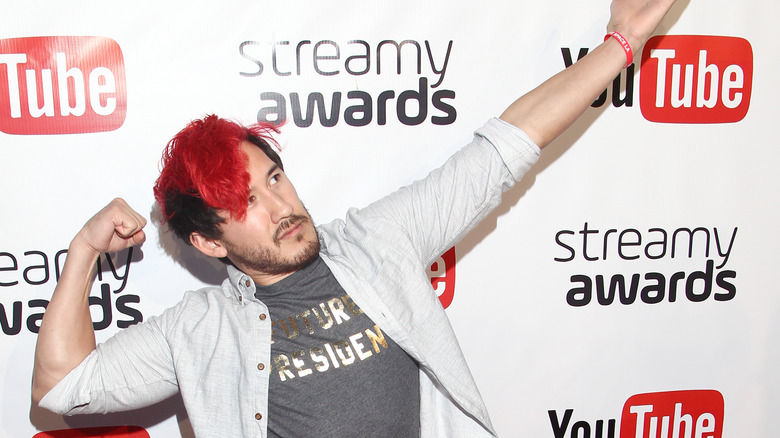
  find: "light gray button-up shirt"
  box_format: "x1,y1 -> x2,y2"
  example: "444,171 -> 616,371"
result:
40,118 -> 540,437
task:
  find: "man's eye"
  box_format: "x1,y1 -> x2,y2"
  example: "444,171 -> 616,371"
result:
270,174 -> 281,185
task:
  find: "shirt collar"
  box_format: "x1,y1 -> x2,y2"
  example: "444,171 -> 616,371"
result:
226,264 -> 256,305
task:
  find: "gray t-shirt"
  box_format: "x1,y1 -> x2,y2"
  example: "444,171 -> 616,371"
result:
256,256 -> 421,437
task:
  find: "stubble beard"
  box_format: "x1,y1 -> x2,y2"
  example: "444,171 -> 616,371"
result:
225,213 -> 321,276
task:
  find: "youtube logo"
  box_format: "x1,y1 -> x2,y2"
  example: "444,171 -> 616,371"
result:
33,426 -> 149,438
0,36 -> 127,135
621,390 -> 724,438
639,35 -> 753,124
429,247 -> 456,309
549,389 -> 724,438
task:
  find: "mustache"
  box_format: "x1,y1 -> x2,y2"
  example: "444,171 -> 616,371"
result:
273,214 -> 310,243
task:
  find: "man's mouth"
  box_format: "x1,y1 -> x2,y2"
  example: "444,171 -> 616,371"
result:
275,216 -> 306,243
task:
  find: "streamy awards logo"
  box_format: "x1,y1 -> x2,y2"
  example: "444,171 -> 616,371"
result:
0,36 -> 127,135
1,247 -> 143,336
639,35 -> 753,123
239,38 -> 456,127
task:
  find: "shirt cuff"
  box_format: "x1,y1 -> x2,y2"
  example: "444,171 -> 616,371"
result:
475,117 -> 541,181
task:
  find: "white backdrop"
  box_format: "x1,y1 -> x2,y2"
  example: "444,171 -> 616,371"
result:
1,0 -> 776,437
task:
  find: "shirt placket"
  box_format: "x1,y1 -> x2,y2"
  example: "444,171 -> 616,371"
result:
237,274 -> 273,436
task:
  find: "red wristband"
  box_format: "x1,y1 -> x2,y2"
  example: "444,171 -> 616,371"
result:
604,31 -> 633,68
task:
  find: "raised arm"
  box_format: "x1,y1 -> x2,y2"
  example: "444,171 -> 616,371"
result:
500,0 -> 677,148
32,198 -> 147,403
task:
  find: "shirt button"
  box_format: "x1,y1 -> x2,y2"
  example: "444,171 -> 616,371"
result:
238,296 -> 243,302
255,413 -> 263,421
259,313 -> 267,320
257,363 -> 265,371
245,279 -> 251,287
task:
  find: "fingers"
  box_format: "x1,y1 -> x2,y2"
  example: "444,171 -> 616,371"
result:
109,198 -> 147,239
129,229 -> 147,246
77,198 -> 148,254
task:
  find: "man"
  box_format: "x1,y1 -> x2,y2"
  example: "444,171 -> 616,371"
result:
32,1 -> 679,436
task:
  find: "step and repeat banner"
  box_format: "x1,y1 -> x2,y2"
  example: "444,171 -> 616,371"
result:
1,0 -> 776,436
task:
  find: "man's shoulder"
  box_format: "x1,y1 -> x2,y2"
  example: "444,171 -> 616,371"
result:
162,282 -> 235,318
150,282 -> 238,336
181,281 -> 234,306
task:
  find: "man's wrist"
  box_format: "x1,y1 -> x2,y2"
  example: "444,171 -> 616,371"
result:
604,31 -> 634,68
68,234 -> 103,265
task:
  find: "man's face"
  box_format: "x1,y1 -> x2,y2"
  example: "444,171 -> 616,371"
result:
215,141 -> 320,285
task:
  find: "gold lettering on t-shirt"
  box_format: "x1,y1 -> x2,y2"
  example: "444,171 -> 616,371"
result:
272,296 -> 364,340
312,304 -> 334,329
274,354 -> 295,381
349,333 -> 373,360
327,297 -> 351,324
296,309 -> 316,334
341,294 -> 364,317
365,325 -> 388,353
278,317 -> 299,339
333,340 -> 356,365
291,350 -> 313,377
271,324 -> 393,383
310,346 -> 329,372
323,343 -> 340,369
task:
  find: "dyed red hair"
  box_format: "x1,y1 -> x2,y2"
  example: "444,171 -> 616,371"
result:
153,115 -> 281,235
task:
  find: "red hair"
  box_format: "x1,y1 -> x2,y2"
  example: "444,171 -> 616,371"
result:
153,115 -> 281,229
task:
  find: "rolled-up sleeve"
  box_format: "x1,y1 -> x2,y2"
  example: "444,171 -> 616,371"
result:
38,307 -> 180,415
478,117 -> 540,181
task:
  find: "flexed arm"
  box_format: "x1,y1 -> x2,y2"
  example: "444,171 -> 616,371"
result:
500,0 -> 678,148
32,198 -> 147,403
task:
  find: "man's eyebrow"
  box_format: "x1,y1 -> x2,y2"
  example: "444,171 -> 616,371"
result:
267,164 -> 280,178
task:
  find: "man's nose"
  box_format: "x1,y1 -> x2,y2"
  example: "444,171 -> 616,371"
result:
267,192 -> 294,223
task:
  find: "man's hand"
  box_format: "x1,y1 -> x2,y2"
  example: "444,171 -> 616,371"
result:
608,0 -> 678,51
72,198 -> 147,256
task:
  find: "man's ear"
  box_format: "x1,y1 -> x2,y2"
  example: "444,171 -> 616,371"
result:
190,232 -> 229,259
